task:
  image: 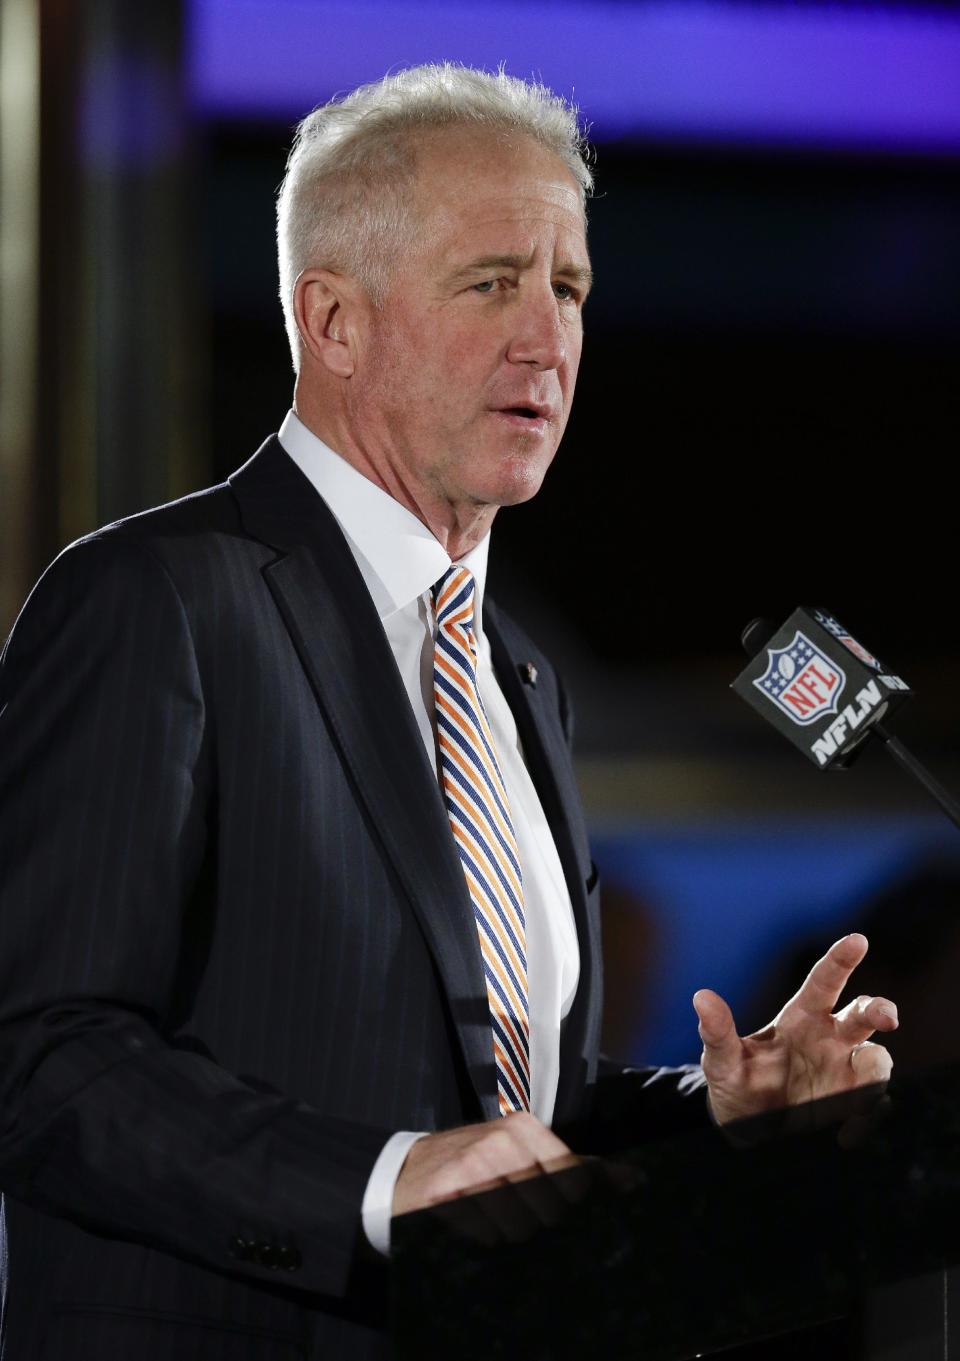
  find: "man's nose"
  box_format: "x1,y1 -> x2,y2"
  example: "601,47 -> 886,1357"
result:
505,293 -> 567,371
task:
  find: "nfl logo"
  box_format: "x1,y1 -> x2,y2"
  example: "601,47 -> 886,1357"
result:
753,631 -> 847,727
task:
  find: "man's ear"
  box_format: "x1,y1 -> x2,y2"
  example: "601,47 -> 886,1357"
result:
293,269 -> 360,378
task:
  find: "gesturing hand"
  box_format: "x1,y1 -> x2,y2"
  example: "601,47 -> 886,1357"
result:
694,933 -> 898,1127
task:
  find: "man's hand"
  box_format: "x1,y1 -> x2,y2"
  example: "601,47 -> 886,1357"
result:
392,1111 -> 575,1217
694,932 -> 898,1127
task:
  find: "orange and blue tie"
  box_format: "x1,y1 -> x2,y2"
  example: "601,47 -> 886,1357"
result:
432,566 -> 531,1115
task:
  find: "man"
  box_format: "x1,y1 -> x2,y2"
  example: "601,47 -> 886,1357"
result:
0,64 -> 896,1359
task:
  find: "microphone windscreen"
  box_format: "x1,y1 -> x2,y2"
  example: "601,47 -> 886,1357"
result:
731,607 -> 912,769
741,617 -> 776,659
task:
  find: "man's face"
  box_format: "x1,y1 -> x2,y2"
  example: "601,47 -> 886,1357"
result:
349,128 -> 591,514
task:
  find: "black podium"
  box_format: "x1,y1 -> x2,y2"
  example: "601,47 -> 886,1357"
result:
391,1066 -> 960,1360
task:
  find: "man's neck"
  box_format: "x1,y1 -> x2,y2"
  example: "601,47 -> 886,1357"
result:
290,398 -> 496,560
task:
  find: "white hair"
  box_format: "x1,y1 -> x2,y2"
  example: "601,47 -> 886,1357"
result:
275,62 -> 593,370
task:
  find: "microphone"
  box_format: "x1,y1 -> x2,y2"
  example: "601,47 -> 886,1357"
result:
732,606 -> 960,832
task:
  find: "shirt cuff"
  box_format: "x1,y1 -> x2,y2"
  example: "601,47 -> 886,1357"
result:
361,1130 -> 428,1256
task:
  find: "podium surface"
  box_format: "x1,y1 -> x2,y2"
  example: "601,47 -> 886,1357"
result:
391,1066 -> 960,1360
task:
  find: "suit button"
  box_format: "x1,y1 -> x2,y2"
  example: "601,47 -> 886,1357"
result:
228,1235 -> 253,1261
256,1242 -> 280,1269
278,1245 -> 301,1272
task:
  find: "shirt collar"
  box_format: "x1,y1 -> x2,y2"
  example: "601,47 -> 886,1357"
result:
277,409 -> 490,628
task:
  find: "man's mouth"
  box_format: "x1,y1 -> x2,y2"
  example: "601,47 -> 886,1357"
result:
491,402 -> 552,426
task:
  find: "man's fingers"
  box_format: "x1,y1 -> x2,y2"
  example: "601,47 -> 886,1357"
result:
693,988 -> 741,1078
789,933 -> 869,1018
444,1114 -> 568,1191
850,1039 -> 893,1086
392,1112 -> 572,1218
834,993 -> 899,1045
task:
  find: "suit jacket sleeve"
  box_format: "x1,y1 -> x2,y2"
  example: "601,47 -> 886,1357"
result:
0,535 -> 392,1300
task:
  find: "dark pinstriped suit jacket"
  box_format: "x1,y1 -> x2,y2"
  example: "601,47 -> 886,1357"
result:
0,437 -> 705,1359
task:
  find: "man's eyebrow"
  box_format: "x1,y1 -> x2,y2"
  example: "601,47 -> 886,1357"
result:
452,252 -> 533,278
449,253 -> 594,290
558,261 -> 594,291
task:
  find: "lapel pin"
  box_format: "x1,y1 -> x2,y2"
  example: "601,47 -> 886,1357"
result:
520,662 -> 538,688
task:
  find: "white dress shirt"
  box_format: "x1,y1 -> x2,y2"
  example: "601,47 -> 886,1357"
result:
277,411 -> 580,1253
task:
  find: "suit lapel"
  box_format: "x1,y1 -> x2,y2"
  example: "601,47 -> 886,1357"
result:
485,604 -> 603,1126
229,438 -> 500,1120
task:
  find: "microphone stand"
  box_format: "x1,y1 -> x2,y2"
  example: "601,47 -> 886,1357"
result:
873,723 -> 960,834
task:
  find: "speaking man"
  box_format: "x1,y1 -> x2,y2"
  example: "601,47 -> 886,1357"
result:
0,63 -> 897,1360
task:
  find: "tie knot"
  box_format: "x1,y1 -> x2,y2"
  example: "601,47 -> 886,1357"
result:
432,565 -> 475,631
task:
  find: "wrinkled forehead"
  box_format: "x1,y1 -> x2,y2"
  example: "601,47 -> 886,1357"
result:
408,126 -> 588,247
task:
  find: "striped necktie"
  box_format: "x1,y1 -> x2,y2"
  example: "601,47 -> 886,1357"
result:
431,565 -> 531,1115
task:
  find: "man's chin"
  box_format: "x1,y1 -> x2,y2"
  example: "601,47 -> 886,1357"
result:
477,445 -> 558,508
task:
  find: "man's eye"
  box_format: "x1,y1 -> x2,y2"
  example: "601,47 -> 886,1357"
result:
472,280 -> 497,293
554,283 -> 576,301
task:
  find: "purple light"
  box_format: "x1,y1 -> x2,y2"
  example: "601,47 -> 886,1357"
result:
188,0 -> 960,153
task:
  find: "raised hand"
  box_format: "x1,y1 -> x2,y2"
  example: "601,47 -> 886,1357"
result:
693,933 -> 897,1127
